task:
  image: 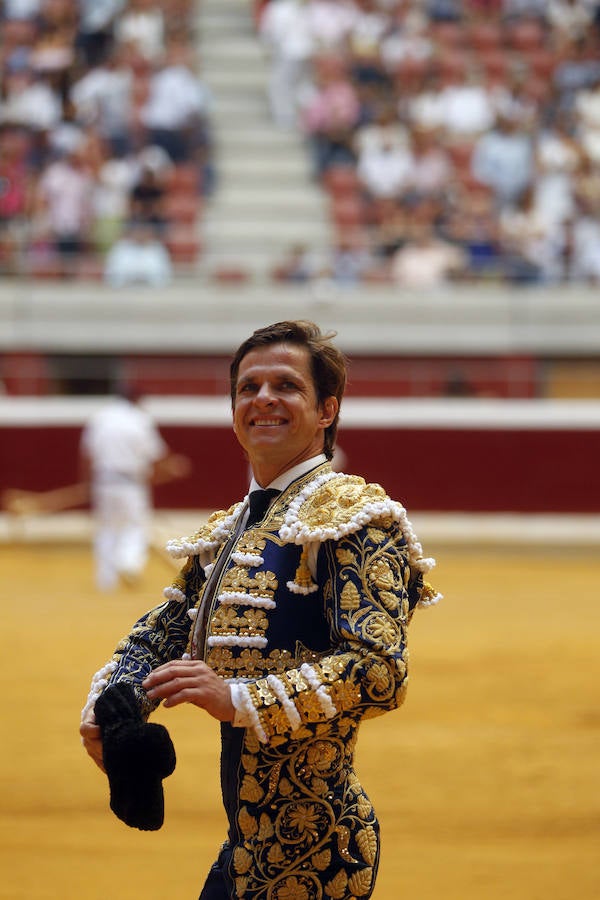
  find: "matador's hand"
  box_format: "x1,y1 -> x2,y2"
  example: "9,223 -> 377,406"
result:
143,659 -> 235,722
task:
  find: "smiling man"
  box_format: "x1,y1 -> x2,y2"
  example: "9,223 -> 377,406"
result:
80,320 -> 439,899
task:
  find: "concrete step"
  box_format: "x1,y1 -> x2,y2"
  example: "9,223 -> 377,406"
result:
200,40 -> 266,65
196,0 -> 332,274
216,154 -> 312,179
204,225 -> 331,253
214,125 -> 304,147
204,67 -> 268,90
214,186 -> 325,210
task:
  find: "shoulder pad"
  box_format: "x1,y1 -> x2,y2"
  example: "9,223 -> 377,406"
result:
166,503 -> 242,558
279,472 -> 403,545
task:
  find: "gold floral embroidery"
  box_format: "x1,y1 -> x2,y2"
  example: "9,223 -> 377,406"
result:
220,567 -> 253,592
328,680 -> 361,711
367,558 -> 395,591
235,534 -> 267,555
296,692 -> 330,723
296,477 -> 387,532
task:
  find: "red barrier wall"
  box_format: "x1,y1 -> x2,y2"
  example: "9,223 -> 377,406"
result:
2,421 -> 598,513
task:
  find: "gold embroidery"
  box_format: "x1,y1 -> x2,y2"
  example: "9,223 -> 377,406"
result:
239,775 -> 264,803
348,866 -> 374,896
325,869 -> 348,899
329,680 -> 361,711
262,704 -> 293,735
220,567 -> 253,592
297,692 -> 329,723
205,646 -> 295,679
296,476 -> 387,532
340,581 -> 360,611
356,826 -> 377,865
233,846 -> 253,873
236,534 -> 267,555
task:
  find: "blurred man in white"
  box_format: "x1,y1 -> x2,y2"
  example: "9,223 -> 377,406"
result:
80,387 -> 185,590
104,221 -> 172,288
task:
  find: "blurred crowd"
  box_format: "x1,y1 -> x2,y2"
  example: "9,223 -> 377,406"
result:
3,0 -> 600,289
0,0 -> 212,283
260,0 -> 600,287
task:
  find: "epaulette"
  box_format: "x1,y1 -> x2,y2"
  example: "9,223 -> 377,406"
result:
280,471 -> 436,574
281,472 -> 398,542
166,503 -> 242,559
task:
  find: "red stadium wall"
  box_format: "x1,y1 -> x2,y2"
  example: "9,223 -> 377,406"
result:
2,410 -> 598,513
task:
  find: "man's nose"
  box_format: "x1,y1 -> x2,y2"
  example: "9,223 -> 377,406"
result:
255,383 -> 275,404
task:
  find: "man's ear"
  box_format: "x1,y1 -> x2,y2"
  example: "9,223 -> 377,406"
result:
320,396 -> 339,428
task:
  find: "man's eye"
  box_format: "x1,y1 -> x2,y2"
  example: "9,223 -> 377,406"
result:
238,383 -> 256,394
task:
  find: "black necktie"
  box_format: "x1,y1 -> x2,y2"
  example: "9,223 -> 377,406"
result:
246,489 -> 280,527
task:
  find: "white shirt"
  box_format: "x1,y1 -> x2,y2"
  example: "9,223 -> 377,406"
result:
81,397 -> 167,479
104,237 -> 172,288
249,453 -> 327,496
141,65 -> 211,130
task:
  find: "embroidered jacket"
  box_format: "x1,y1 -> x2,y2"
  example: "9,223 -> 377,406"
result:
83,463 -> 439,899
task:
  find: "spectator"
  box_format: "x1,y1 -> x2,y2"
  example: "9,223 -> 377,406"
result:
259,0 -> 314,129
104,220 -> 172,287
0,126 -> 34,274
566,198 -> 600,283
114,0 -> 165,64
329,231 -> 373,286
346,0 -> 391,90
390,220 -> 467,288
128,158 -> 168,232
304,0 -> 357,53
498,185 -> 564,283
0,48 -> 63,161
139,40 -> 213,164
356,132 -> 413,200
271,242 -> 319,283
470,112 -> 534,209
300,54 -> 361,177
442,186 -> 503,280
33,144 -> 95,275
546,0 -> 598,51
75,0 -> 125,68
436,61 -> 496,138
407,124 -> 453,199
89,135 -> 138,251
574,71 -> 600,164
533,111 -> 581,226
69,48 -> 134,158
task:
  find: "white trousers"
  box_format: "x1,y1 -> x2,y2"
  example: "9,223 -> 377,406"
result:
92,479 -> 151,590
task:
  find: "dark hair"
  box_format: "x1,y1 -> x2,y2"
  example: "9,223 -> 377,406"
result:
230,320 -> 347,460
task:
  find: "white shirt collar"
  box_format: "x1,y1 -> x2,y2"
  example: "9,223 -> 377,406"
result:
249,454 -> 327,495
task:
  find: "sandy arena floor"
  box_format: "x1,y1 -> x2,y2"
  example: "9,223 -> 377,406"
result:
1,539 -> 598,899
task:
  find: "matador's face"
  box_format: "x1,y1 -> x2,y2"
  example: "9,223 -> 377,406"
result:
232,342 -> 337,483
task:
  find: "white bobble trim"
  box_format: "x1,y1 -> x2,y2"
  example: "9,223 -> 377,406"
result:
300,663 -> 337,719
231,552 -> 264,567
230,682 -> 267,743
286,580 -> 318,595
207,634 -> 268,648
267,674 -> 302,731
418,590 -> 442,608
166,506 -> 243,558
163,585 -> 186,602
81,659 -> 118,719
217,590 -> 276,609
